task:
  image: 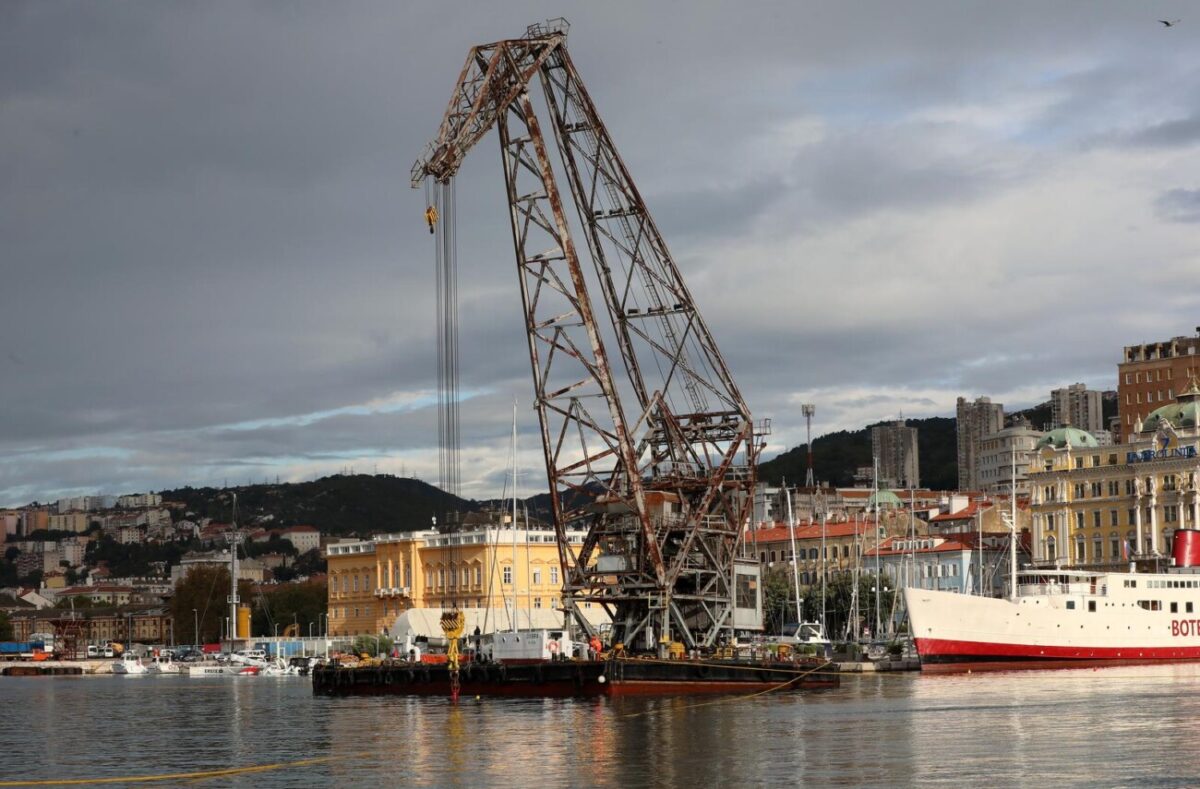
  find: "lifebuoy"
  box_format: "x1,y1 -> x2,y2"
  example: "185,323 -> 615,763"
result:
548,640 -> 560,657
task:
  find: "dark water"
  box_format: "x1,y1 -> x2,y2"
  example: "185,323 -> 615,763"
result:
3,665 -> 1200,787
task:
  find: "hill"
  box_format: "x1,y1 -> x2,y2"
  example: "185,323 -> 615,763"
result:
160,474 -> 476,538
759,416 -> 958,490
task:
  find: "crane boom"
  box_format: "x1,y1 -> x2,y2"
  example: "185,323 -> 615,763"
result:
413,19 -> 765,651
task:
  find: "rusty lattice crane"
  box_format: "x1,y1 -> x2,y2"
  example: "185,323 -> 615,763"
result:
413,19 -> 767,652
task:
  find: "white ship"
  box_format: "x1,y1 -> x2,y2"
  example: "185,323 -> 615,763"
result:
906,562 -> 1200,669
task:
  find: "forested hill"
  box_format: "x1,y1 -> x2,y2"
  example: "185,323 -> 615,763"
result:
758,416 -> 959,490
160,474 -> 476,538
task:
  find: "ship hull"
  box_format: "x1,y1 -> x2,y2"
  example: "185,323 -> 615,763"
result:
311,658 -> 837,697
906,577 -> 1200,671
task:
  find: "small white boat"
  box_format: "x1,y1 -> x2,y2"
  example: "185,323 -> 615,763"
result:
184,663 -> 230,678
149,655 -> 181,674
111,654 -> 150,675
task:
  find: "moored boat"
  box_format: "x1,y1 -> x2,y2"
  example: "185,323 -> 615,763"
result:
111,654 -> 150,675
907,565 -> 1200,670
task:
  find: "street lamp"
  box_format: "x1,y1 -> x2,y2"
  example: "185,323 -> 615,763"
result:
193,608 -> 198,648
273,623 -> 280,658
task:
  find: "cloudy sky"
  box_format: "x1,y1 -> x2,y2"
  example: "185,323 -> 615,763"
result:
3,1 -> 1199,506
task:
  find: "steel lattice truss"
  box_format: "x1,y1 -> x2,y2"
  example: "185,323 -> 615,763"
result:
413,20 -> 764,649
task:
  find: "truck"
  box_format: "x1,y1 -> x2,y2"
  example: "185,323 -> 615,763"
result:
0,641 -> 49,661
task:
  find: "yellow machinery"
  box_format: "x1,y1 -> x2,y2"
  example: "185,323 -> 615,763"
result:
236,606 -> 251,641
440,610 -> 465,701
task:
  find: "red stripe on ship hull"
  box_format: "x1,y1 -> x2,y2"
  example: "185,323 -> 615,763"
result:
916,637 -> 1200,670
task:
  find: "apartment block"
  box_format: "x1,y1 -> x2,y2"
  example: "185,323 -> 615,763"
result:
956,396 -> 1004,490
1118,330 -> 1200,441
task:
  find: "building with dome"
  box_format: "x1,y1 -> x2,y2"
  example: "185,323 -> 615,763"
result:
1027,382 -> 1200,570
1117,330 -> 1200,442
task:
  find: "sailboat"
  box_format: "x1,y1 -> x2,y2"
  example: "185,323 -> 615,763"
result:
485,400 -> 573,664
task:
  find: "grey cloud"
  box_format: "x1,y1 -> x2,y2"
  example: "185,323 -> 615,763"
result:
4,1 -> 1200,504
1155,188 -> 1200,222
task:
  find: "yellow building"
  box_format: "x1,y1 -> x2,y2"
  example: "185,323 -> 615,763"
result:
47,512 -> 91,533
1028,384 -> 1200,568
325,525 -> 586,637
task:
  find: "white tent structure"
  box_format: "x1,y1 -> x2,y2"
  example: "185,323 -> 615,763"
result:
389,606 -> 610,648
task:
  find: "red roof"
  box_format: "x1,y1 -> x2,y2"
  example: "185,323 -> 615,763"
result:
749,520 -> 871,543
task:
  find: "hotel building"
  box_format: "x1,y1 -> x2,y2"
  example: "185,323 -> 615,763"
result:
1028,382 -> 1200,568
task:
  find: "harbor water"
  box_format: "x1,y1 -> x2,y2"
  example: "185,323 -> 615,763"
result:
3,664 -> 1199,787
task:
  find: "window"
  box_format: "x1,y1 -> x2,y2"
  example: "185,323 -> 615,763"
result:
1075,512 -> 1085,530
1074,458 -> 1084,470
532,568 -> 542,585
1093,511 -> 1101,528
534,597 -> 542,609
502,565 -> 512,585
1074,483 -> 1086,498
550,567 -> 558,585
1166,506 -> 1179,523
1075,535 -> 1085,561
352,575 -> 359,592
1093,535 -> 1103,560
1088,601 -> 1096,612
1110,510 -> 1119,527
475,566 -> 482,585
810,548 -> 819,560
1128,509 -> 1137,526
1126,479 -> 1135,496
438,568 -> 445,587
462,567 -> 470,587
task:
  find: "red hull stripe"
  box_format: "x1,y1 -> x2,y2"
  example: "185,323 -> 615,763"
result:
915,637 -> 1200,663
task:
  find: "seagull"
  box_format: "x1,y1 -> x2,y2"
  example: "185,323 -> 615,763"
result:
1159,19 -> 1181,27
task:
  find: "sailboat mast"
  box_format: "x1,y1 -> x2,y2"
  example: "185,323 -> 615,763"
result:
229,493 -> 239,645
873,457 -> 881,638
1010,445 -> 1018,601
511,400 -> 519,634
785,484 -> 802,628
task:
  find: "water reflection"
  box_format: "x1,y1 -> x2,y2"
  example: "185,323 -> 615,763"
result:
4,666 -> 1200,787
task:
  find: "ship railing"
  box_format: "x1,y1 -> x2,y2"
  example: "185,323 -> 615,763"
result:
1017,582 -> 1095,596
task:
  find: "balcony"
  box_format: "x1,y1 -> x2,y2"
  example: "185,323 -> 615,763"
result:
374,587 -> 411,598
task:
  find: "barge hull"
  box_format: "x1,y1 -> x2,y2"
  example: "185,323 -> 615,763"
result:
312,659 -> 837,698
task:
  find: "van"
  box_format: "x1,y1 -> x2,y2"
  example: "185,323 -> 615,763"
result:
86,645 -> 100,658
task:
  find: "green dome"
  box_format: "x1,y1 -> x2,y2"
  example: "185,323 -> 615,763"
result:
1035,426 -> 1099,450
1142,384 -> 1200,432
867,490 -> 903,509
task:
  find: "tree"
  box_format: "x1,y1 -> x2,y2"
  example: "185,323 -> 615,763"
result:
250,580 -> 327,638
352,634 -> 394,658
762,567 -> 798,634
55,595 -> 96,609
0,611 -> 12,640
812,572 -> 896,643
169,566 -> 253,644
292,548 -> 325,577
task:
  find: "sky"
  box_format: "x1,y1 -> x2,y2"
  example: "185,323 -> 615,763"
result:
3,1 -> 1199,506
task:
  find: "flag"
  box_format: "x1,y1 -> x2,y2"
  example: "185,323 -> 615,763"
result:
1122,539 -> 1130,561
